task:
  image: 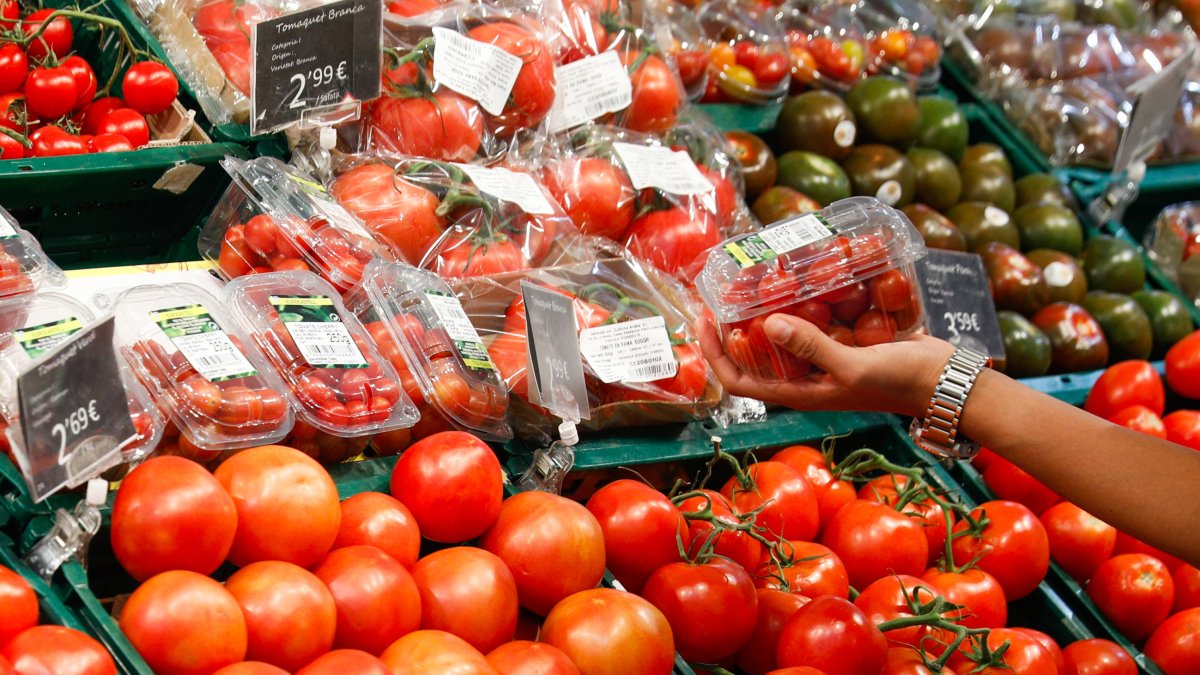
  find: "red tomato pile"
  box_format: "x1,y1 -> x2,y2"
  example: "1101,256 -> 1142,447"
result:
702,38 -> 790,104
0,6 -> 179,159
215,213 -> 377,293
866,30 -> 940,79
0,563 -> 117,675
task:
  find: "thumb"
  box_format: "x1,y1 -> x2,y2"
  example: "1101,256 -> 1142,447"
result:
763,313 -> 850,372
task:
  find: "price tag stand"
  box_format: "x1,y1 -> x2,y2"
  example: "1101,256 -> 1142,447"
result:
915,250 -> 1006,368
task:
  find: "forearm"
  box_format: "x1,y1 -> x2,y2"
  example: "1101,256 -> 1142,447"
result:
958,369 -> 1200,567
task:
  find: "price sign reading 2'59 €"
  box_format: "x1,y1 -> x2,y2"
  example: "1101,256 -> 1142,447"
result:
915,249 -> 1006,368
250,0 -> 382,134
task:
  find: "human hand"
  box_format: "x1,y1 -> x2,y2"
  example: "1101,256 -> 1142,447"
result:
697,312 -> 956,418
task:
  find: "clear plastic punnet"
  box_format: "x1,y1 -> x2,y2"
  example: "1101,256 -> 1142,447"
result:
1145,201 -> 1200,306
344,258 -> 513,443
224,270 -> 419,463
697,0 -> 791,105
776,0 -> 871,93
696,196 -> 927,382
0,211 -> 64,301
855,0 -> 943,90
198,156 -> 388,294
110,283 -> 295,454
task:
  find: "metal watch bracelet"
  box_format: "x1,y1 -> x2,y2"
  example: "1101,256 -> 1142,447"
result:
909,346 -> 991,460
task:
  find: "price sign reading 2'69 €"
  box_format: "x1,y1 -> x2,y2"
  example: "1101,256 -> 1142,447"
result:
250,0 -> 383,134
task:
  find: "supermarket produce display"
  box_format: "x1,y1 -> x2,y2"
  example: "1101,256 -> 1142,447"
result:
0,0 -> 1197,673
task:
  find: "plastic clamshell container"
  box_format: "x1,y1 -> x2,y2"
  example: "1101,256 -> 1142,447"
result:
855,0 -> 942,91
1144,201 -> 1200,295
347,259 -> 513,442
776,0 -> 870,93
224,270 -> 419,445
698,0 -> 791,105
110,283 -> 295,453
198,156 -> 386,293
0,293 -> 165,469
0,215 -> 66,340
696,196 -> 927,381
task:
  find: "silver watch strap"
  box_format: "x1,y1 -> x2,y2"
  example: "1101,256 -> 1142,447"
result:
910,346 -> 990,459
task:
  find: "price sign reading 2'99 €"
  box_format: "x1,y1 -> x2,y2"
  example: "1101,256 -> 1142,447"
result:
15,316 -> 136,502
250,0 -> 383,134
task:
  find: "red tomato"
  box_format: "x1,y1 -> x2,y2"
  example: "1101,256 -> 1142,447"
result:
721,461 -> 819,543
0,1 -> 15,30
737,589 -> 811,675
0,626 -> 116,675
434,231 -> 526,278
541,588 -> 676,675
951,500 -> 1049,600
675,489 -> 762,572
390,431 -> 503,542
1061,638 -> 1137,675
122,61 -> 179,115
624,207 -> 722,278
111,456 -> 237,581
313,545 -> 421,655
542,157 -> 636,240
213,664 -> 289,675
24,66 -> 76,119
0,129 -> 22,159
295,650 -> 391,675
81,97 -> 124,135
1143,608 -> 1200,675
1164,410 -> 1200,451
858,474 -> 954,562
821,499 -> 929,590
412,547 -> 519,653
642,558 -> 758,663
61,55 -> 96,111
95,108 -> 150,148
1087,553 -> 1175,641
882,648 -> 959,675
1174,565 -> 1200,612
854,575 -> 945,650
1040,501 -> 1117,582
21,9 -> 73,60
380,630 -> 495,675
226,562 -> 337,670
980,454 -> 1061,515
486,641 -> 580,675
1114,530 -> 1186,572
89,133 -> 133,153
480,491 -> 606,616
949,628 -> 1057,675
771,445 -> 856,530
333,492 -> 420,568
1084,361 -> 1165,418
1012,628 -> 1064,673
466,23 -> 554,134
1108,405 -> 1167,437
0,44 -> 26,94
0,565 -> 37,645
329,163 -> 445,264
1165,330 -> 1200,399
119,570 -> 248,675
585,479 -> 686,593
366,91 -> 483,162
921,567 -> 1008,629
777,596 -> 888,675
29,125 -> 87,157
619,52 -> 684,134
757,540 -> 850,599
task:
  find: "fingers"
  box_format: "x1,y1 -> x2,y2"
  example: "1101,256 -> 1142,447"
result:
696,316 -> 756,395
763,314 -> 851,374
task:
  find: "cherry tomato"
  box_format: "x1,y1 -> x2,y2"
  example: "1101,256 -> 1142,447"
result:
295,650 -> 391,675
951,500 -> 1050,600
1087,553 -> 1175,641
0,0 -> 15,30
777,596 -> 888,675
122,61 -> 179,115
1062,638 -> 1137,675
1165,329 -> 1200,399
390,431 -> 503,543
755,52 -> 790,87
96,108 -> 150,148
0,44 -> 26,94
21,9 -> 73,61
0,565 -> 36,646
585,479 -> 687,593
821,499 -> 929,589
1143,607 -> 1200,675
722,461 -> 819,543
541,588 -> 675,675
642,557 -> 759,663
24,66 -> 77,119
1040,501 -> 1117,582
226,562 -> 336,671
1,626 -> 116,675
980,453 -> 1061,515
333,491 -> 421,568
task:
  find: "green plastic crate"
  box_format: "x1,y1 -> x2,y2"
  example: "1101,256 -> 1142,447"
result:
698,103 -> 783,134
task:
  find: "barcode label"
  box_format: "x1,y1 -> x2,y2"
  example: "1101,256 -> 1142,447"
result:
612,142 -> 713,196
579,315 -> 677,384
424,290 -> 496,371
150,304 -> 258,382
270,295 -> 368,369
724,214 -> 832,268
432,27 -> 523,116
547,51 -> 633,133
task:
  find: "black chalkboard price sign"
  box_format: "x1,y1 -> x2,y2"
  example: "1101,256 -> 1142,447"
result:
250,0 -> 383,134
915,249 -> 1007,367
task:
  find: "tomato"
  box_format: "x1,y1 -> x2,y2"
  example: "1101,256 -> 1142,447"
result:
1085,361 -> 1165,418
213,664 -> 289,675
295,650 -> 391,675
486,641 -> 579,675
950,500 -> 1049,601
0,626 -> 116,675
61,55 -> 97,111
120,570 -> 248,675
0,44 -> 26,94
882,648 -> 959,675
0,565 -> 35,648
0,0 -> 15,30
542,157 -> 635,240
619,52 -> 683,134
980,453 -> 1061,515
380,630 -> 494,674
390,431 -> 503,542
675,49 -> 707,88
777,596 -> 888,675
921,567 -> 1007,629
770,445 -> 856,530
333,492 -> 421,568
858,474 -> 953,562
194,0 -> 258,44
643,558 -> 758,663
1174,565 -> 1200,612
411,547 -> 518,653
677,489 -> 764,573
1144,607 -> 1200,675
1013,628 -> 1064,674
721,461 -> 819,543
89,133 -> 133,153
821,499 -> 929,589
81,97 -> 125,135
387,0 -> 445,16
21,9 -> 73,60
366,92 -> 483,162
210,41 -> 251,93
758,540 -> 850,599
329,164 -> 445,264
585,479 -> 686,593
122,61 -> 179,115
948,628 -> 1057,675
1165,330 -> 1200,399
24,66 -> 77,120
541,588 -> 675,675
224,561 -> 336,670
111,456 -> 237,581
313,544 -> 421,655
854,575 -> 945,650
466,23 -> 554,135
0,129 -> 22,159
95,108 -> 150,148
1114,530 -> 1186,571
214,445 -> 341,567
1164,410 -> 1200,451
1087,553 -> 1175,641
1108,405 -> 1167,437
434,231 -> 526,277
1062,638 -> 1137,675
480,491 -> 606,616
1039,501 -> 1117,582
735,589 -> 810,675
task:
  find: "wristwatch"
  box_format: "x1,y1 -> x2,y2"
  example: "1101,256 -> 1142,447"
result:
909,346 -> 991,459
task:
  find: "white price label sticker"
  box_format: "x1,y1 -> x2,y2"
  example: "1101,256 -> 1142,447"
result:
432,27 -> 523,116
547,51 -> 633,133
0,218 -> 16,239
612,142 -> 714,196
757,214 -> 833,255
579,316 -> 677,384
456,164 -> 556,215
270,295 -> 367,369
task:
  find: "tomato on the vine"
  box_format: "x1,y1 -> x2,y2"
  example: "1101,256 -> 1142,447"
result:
722,460 -> 819,543
24,66 -> 76,119
737,588 -> 811,675
329,163 -> 446,265
0,44 -> 26,94
858,473 -> 953,561
1061,638 -> 1137,675
980,454 -> 1061,516
921,567 -> 1008,630
29,126 -> 87,157
21,8 -> 73,61
620,51 -> 684,134
776,596 -> 888,675
1166,329 -> 1200,399
821,499 -> 929,589
948,628 -> 1057,675
366,92 -> 483,162
950,500 -> 1049,601
586,479 -> 686,593
95,108 -> 150,148
770,445 -> 856,529
123,61 -> 179,115
643,557 -> 758,663
854,574 -> 945,650
677,489 -> 764,573
541,157 -> 636,240
757,540 -> 850,599
466,22 -> 555,135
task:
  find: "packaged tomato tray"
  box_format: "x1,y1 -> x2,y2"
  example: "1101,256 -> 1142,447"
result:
0,213 -> 66,339
1145,202 -> 1200,308
854,0 -> 942,91
697,0 -> 791,105
697,196 -> 927,381
0,292 -> 165,474
344,258 -> 513,444
199,156 -> 388,294
776,0 -> 870,93
225,270 -> 419,463
110,283 -> 295,454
